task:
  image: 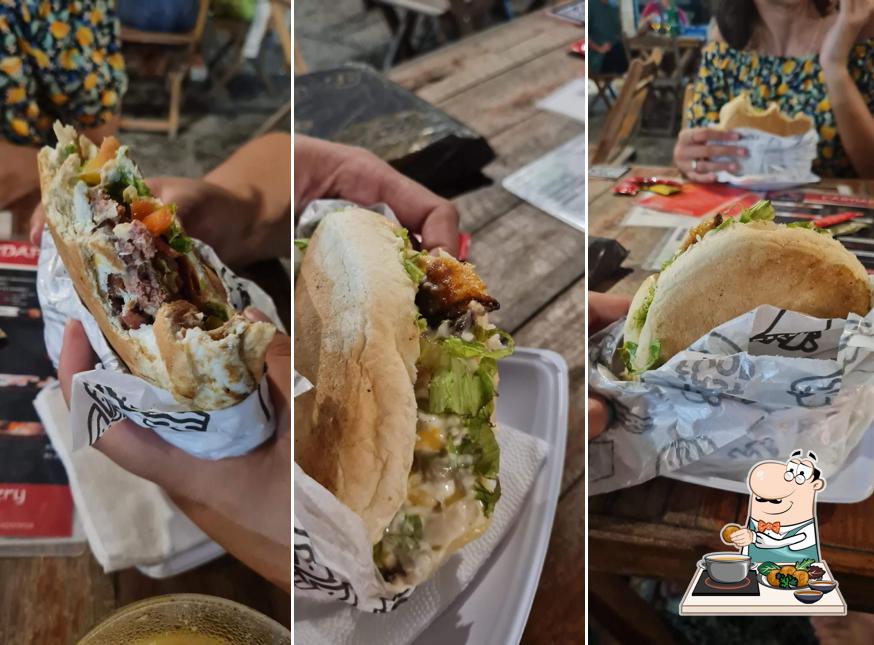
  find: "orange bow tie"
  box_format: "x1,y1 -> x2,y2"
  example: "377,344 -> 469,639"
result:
758,520 -> 781,533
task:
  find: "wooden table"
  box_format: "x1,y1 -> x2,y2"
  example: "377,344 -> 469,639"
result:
390,9 -> 584,644
588,166 -> 874,638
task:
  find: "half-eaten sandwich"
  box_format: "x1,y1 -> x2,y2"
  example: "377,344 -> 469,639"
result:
38,123 -> 275,410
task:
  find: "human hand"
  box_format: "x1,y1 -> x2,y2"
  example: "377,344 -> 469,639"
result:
57,312 -> 291,591
821,0 -> 873,72
673,127 -> 747,183
295,135 -> 460,255
755,531 -> 786,548
587,291 -> 631,439
729,528 -> 755,548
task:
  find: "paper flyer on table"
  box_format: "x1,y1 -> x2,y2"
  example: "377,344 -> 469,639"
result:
588,303 -> 874,495
535,78 -> 586,124
36,230 -> 284,460
502,134 -> 585,231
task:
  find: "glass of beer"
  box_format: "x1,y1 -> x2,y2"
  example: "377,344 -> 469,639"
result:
78,594 -> 290,645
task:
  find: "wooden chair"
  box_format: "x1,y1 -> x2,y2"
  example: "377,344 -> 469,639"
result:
373,0 -> 501,68
118,0 -> 210,139
252,1 -> 293,138
589,36 -> 634,111
589,55 -> 658,165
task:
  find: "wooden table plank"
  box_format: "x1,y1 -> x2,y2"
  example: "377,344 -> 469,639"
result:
469,202 -> 585,333
453,98 -> 582,235
439,48 -> 582,140
389,11 -> 580,104
513,278 -> 585,493
588,165 -> 874,612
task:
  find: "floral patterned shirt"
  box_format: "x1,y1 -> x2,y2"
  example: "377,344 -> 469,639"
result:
0,0 -> 127,146
687,39 -> 874,178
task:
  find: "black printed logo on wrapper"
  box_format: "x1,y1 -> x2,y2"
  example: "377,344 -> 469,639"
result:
613,399 -> 655,435
293,528 -> 412,613
588,438 -> 615,483
668,355 -> 755,406
656,435 -> 717,476
727,437 -> 779,462
82,382 -> 210,445
750,309 -> 830,354
788,370 -> 842,408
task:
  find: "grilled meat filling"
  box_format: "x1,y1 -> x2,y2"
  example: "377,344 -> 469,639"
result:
415,255 -> 499,325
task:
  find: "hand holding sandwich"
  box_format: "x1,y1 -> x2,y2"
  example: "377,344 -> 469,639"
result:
295,135 -> 460,256
588,291 -> 630,439
673,127 -> 748,183
57,311 -> 292,591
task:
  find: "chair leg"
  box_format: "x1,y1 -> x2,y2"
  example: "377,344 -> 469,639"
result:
168,69 -> 184,140
382,10 -> 419,69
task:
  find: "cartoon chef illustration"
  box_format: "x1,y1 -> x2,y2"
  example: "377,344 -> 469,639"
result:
722,450 -> 825,563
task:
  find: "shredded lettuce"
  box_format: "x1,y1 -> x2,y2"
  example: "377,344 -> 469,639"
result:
167,221 -> 193,254
475,478 -> 500,517
425,356 -> 496,418
631,284 -> 656,331
619,340 -> 662,375
787,221 -> 832,235
374,513 -> 423,562
455,417 -> 500,478
394,228 -> 425,285
294,238 -> 309,251
440,331 -> 514,360
738,200 -> 775,224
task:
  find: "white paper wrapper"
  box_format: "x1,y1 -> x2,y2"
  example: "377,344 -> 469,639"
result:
589,304 -> 874,495
294,200 -> 541,616
714,127 -> 819,188
36,228 -> 285,460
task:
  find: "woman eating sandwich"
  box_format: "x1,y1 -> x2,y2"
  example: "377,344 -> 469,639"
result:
674,0 -> 874,181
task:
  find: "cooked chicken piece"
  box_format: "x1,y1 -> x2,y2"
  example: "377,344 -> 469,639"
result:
416,253 -> 499,323
678,212 -> 723,253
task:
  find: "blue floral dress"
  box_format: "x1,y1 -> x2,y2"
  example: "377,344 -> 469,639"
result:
686,39 -> 874,178
0,0 -> 127,146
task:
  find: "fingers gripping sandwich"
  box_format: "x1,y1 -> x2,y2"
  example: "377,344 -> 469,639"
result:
295,208 -> 513,590
38,123 -> 275,410
622,201 -> 872,376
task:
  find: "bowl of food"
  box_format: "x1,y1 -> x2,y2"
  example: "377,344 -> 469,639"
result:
794,589 -> 824,604
77,594 -> 290,645
809,580 -> 838,594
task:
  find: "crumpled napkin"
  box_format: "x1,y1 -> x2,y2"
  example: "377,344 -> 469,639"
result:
34,382 -> 217,572
294,425 -> 547,644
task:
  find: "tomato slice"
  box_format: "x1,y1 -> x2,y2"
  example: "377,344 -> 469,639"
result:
141,207 -> 173,236
130,198 -> 157,220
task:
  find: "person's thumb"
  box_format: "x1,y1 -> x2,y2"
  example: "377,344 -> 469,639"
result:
244,307 -> 290,413
58,320 -> 97,406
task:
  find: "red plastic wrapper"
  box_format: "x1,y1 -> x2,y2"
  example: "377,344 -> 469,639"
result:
457,232 -> 471,261
812,212 -> 862,227
613,176 -> 683,196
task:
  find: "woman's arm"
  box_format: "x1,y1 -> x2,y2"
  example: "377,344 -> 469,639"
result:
821,0 -> 874,177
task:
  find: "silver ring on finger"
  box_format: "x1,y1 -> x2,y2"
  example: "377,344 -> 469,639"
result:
691,159 -> 699,172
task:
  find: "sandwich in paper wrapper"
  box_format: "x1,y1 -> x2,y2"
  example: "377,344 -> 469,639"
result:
36,123 -> 282,460
589,200 -> 874,495
293,200 -> 545,616
713,93 -> 819,187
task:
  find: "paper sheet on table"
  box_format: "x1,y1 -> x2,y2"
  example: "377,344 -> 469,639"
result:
588,302 -> 874,495
535,78 -> 586,124
502,134 -> 585,231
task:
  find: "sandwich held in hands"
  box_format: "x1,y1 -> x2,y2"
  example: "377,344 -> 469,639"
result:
38,123 -> 275,410
621,201 -> 872,377
295,208 -> 513,591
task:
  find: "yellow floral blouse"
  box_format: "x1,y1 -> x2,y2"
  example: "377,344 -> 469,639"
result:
0,0 -> 127,146
687,39 -> 874,178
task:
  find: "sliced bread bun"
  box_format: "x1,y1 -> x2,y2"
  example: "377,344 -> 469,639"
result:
38,123 -> 274,410
294,208 -> 420,544
718,92 -> 812,137
623,206 -> 872,374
